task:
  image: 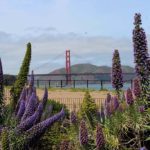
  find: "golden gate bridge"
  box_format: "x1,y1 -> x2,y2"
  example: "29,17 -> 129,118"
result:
29,50 -> 136,89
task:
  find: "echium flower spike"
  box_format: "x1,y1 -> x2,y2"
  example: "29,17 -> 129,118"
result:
70,111 -> 77,124
0,58 -> 3,92
21,92 -> 37,121
134,13 -> 142,27
1,128 -> 10,150
26,108 -> 65,146
96,124 -> 105,149
113,96 -> 119,110
105,102 -> 111,117
79,120 -> 88,146
133,13 -> 150,97
60,140 -> 70,150
111,50 -> 123,92
34,102 -> 44,124
16,101 -> 26,121
16,102 -> 44,132
139,106 -> 145,113
42,87 -> 48,109
105,93 -> 111,104
15,87 -> 27,114
0,58 -> 4,121
125,88 -> 134,105
29,70 -> 34,87
132,77 -> 141,98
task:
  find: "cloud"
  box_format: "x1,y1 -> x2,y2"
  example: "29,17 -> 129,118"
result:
0,30 -> 150,74
25,27 -> 57,34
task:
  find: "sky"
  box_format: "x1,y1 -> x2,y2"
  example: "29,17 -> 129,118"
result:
0,0 -> 150,74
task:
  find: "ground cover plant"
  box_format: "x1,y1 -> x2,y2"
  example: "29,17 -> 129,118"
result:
0,13 -> 150,150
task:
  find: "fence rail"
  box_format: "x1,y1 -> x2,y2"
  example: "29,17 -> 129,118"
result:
33,79 -> 133,90
50,97 -> 105,111
4,88 -> 105,111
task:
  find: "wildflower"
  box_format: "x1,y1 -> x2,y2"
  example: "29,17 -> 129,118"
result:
125,88 -> 134,105
79,120 -> 88,146
96,124 -> 105,149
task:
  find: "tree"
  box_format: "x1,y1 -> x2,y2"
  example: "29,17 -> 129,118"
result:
10,43 -> 32,111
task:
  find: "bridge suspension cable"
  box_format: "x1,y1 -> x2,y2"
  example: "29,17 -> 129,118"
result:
32,52 -> 65,71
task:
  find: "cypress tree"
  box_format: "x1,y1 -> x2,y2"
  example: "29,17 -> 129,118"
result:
111,49 -> 123,96
11,43 -> 32,111
0,58 -> 4,123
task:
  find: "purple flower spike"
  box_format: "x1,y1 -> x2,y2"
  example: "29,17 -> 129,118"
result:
96,124 -> 105,149
133,13 -> 150,96
133,78 -> 141,98
125,88 -> 134,105
16,101 -> 25,121
140,147 -> 147,150
60,140 -> 70,150
70,111 -> 77,124
113,96 -> 119,110
42,87 -> 48,109
112,50 -> 123,90
0,58 -> 3,91
21,92 -> 37,121
139,106 -> 145,113
106,93 -> 111,103
105,103 -> 111,117
34,102 -> 44,124
79,120 -> 88,146
16,102 -> 44,132
26,108 -> 65,145
15,87 -> 27,114
29,70 -> 34,87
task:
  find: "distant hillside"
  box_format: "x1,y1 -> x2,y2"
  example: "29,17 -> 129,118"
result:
50,63 -> 134,74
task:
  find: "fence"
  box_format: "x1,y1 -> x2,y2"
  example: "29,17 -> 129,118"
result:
49,97 -> 105,111
34,79 -> 133,90
4,88 -> 105,111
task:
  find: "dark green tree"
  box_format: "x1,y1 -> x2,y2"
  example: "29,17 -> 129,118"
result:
0,58 -> 4,123
10,43 -> 32,111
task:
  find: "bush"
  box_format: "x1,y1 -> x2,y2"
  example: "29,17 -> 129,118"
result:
79,91 -> 97,128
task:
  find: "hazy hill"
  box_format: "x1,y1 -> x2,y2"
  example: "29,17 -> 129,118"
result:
50,63 -> 134,74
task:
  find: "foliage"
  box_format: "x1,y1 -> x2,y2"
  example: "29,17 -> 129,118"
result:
10,43 -> 32,111
79,90 -> 97,128
1,128 -> 9,150
0,58 -> 4,124
3,74 -> 16,86
46,99 -> 69,118
36,100 -> 69,150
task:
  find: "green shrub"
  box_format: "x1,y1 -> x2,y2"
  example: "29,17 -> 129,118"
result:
36,100 -> 69,149
79,91 -> 97,128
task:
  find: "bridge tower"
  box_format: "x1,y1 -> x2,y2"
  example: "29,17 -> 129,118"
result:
66,50 -> 71,84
